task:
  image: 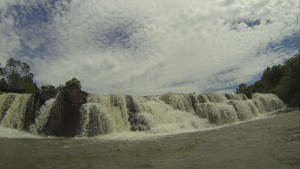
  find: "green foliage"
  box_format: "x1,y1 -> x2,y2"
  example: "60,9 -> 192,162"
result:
0,59 -> 84,95
0,59 -> 39,93
236,83 -> 252,98
0,78 -> 9,92
41,85 -> 57,95
41,85 -> 56,93
274,54 -> 300,106
56,84 -> 65,92
65,78 -> 82,90
236,53 -> 300,107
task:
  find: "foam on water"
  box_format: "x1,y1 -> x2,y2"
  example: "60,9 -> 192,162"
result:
0,126 -> 40,138
0,92 -> 287,139
87,109 -> 286,141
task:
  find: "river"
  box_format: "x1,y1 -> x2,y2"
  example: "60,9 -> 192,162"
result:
0,109 -> 299,169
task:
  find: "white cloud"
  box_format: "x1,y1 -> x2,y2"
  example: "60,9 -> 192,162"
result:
0,0 -> 299,95
0,11 -> 20,64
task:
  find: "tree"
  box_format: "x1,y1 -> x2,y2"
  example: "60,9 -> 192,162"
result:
260,65 -> 285,92
65,78 -> 82,90
0,62 -> 3,77
274,54 -> 300,106
0,78 -> 9,92
236,83 -> 254,98
0,58 -> 38,93
41,85 -> 58,100
236,53 -> 300,107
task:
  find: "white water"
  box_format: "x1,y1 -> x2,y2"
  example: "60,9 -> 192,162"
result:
0,92 -> 286,138
252,93 -> 286,112
0,93 -> 33,130
0,93 -> 17,121
196,102 -> 238,124
78,92 -> 285,137
133,98 -> 210,133
80,94 -> 211,136
0,126 -> 40,138
30,98 -> 56,134
80,94 -> 131,136
30,92 -> 63,135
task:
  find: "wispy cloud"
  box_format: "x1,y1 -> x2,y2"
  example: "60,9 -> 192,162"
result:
0,0 -> 299,95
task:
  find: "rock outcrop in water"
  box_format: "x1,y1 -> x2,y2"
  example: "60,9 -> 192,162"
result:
0,91 -> 286,137
63,89 -> 88,137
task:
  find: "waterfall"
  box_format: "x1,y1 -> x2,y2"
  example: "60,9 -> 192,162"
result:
228,100 -> 259,120
125,95 -> 149,131
80,94 -> 131,136
225,93 -> 248,100
79,94 -> 211,136
252,93 -> 286,112
195,103 -> 238,124
139,98 -> 210,133
0,92 -> 287,137
30,99 -> 56,134
0,93 -> 34,130
160,93 -> 196,113
30,92 -> 64,135
80,103 -> 112,137
160,92 -> 285,124
204,93 -> 227,103
0,93 -> 17,121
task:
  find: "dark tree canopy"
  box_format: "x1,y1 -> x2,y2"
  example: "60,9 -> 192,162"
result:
236,53 -> 300,107
1,58 -> 84,97
65,78 -> 82,90
0,59 -> 39,93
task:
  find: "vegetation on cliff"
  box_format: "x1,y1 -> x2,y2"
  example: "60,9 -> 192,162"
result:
236,53 -> 300,107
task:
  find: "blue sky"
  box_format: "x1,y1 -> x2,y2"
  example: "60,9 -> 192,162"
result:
0,0 -> 299,95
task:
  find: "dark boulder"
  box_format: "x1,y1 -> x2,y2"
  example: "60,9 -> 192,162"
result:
62,89 -> 88,137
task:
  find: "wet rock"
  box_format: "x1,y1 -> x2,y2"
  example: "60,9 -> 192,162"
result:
62,89 -> 88,137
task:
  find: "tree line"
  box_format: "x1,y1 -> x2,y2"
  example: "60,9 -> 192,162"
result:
0,58 -> 82,97
1,54 -> 299,107
236,53 -> 300,107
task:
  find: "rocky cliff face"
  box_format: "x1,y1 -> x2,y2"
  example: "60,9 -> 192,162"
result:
62,89 -> 88,137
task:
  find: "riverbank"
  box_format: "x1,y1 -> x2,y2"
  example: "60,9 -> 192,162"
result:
0,109 -> 299,169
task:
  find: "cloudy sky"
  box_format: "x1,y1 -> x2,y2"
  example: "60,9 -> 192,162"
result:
0,0 -> 299,95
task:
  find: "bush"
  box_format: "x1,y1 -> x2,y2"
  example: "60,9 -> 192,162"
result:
65,78 -> 82,90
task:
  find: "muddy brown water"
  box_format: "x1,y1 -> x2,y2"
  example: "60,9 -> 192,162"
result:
0,110 -> 299,169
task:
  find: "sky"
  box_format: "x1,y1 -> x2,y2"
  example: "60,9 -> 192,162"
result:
0,0 -> 299,95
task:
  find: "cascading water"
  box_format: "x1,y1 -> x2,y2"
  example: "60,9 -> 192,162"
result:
80,103 -> 112,136
160,93 -> 196,113
0,93 -> 34,130
196,103 -> 238,124
0,92 -> 287,137
252,93 -> 286,112
80,94 -> 211,136
0,93 -> 17,121
136,97 -> 210,133
30,92 -> 64,135
79,94 -> 132,136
